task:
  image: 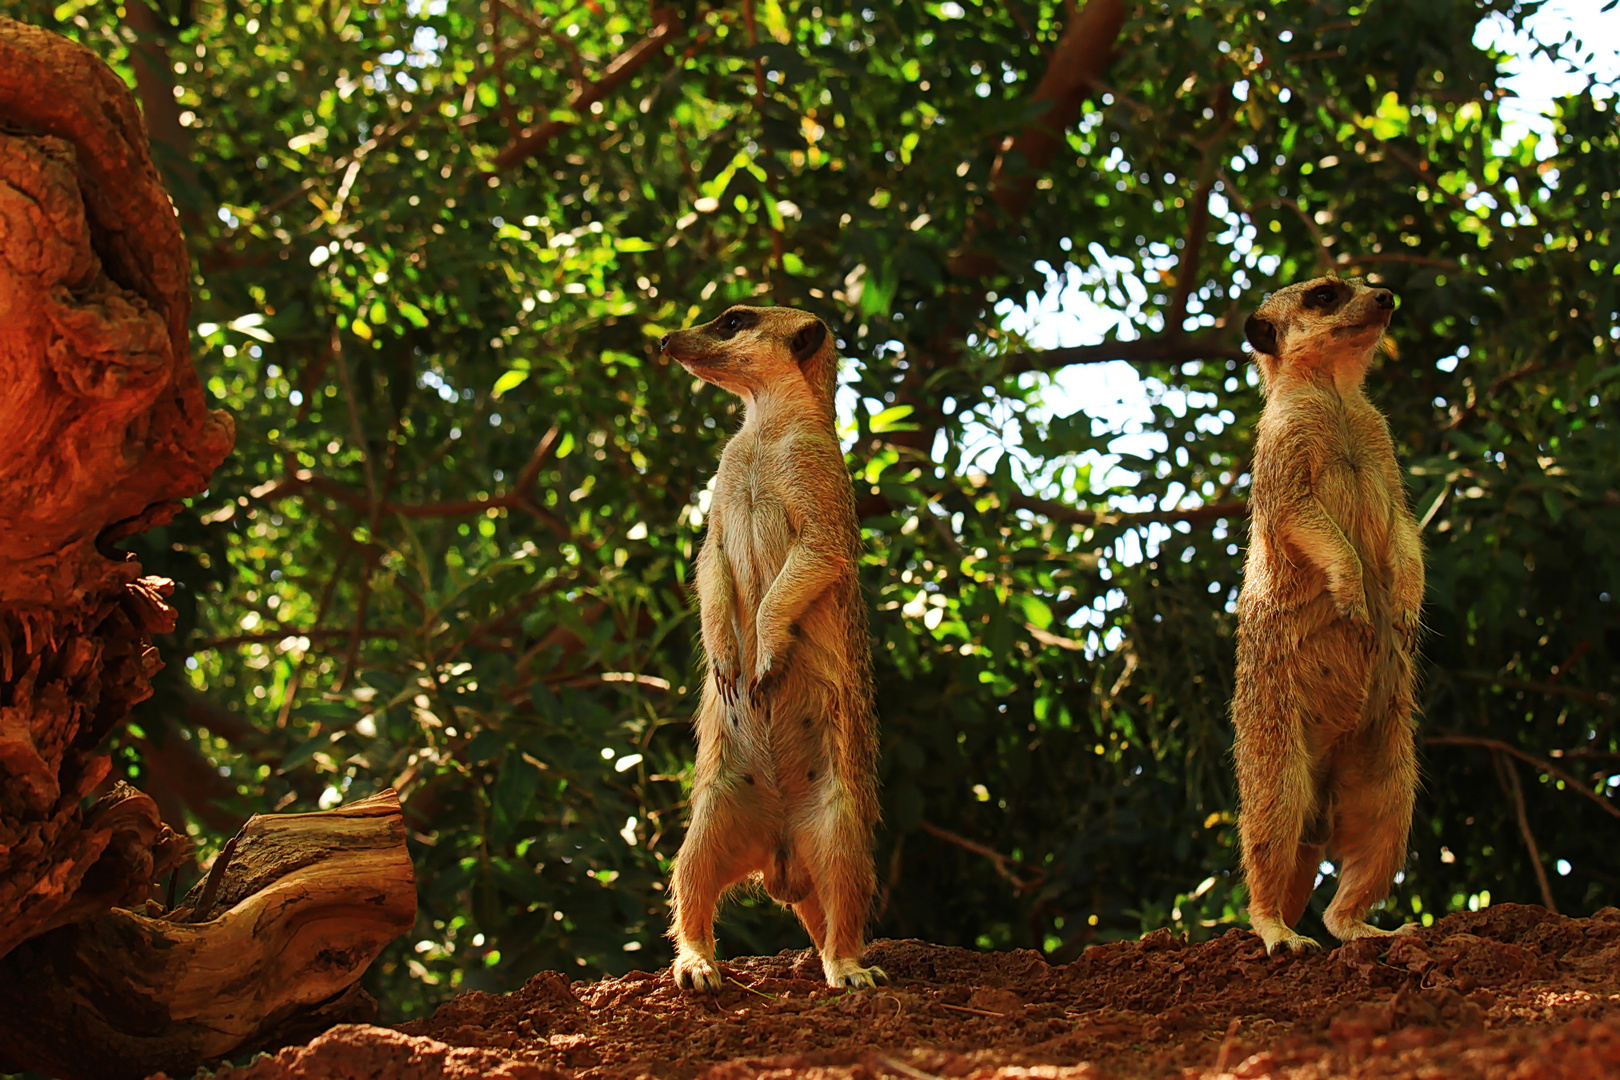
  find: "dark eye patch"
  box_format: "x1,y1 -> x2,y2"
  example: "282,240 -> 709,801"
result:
1302,281 -> 1345,310
714,309 -> 759,337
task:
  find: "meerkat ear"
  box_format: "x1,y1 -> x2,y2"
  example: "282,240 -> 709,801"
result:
1244,314 -> 1278,356
790,319 -> 827,364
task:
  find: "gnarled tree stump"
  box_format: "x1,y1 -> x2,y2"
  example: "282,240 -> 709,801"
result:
0,13 -> 233,959
0,16 -> 419,1080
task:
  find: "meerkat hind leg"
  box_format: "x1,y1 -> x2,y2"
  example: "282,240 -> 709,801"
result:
792,889 -> 828,953
669,783 -> 767,992
802,789 -> 886,988
1238,744 -> 1324,954
1322,746 -> 1417,943
1281,841 -> 1327,929
1321,808 -> 1416,943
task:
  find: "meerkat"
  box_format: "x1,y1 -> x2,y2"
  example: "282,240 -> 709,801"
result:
1232,274 -> 1424,955
659,304 -> 886,991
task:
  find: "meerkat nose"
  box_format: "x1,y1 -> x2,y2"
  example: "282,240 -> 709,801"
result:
1374,289 -> 1395,310
659,332 -> 674,353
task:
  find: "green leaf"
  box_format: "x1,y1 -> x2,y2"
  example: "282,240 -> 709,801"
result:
492,368 -> 530,397
870,404 -> 917,433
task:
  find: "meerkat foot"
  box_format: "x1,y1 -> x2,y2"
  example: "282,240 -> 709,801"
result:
672,948 -> 725,992
1251,913 -> 1321,956
1325,916 -> 1417,943
823,957 -> 887,989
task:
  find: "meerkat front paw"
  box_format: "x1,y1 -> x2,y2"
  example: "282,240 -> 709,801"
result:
748,634 -> 792,706
823,957 -> 888,989
1333,595 -> 1373,651
711,653 -> 742,706
672,948 -> 725,992
1396,610 -> 1422,654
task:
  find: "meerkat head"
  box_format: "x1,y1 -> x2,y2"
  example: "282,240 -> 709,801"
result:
660,304 -> 838,415
1243,276 -> 1396,391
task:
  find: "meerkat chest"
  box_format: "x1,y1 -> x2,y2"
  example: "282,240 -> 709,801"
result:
714,439 -> 799,596
1312,405 -> 1400,546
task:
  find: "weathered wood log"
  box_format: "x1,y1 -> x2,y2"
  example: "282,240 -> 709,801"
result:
0,790 -> 418,1080
0,13 -> 235,961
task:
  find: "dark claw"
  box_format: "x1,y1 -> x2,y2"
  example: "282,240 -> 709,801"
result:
1343,612 -> 1373,654
715,667 -> 740,705
748,665 -> 781,708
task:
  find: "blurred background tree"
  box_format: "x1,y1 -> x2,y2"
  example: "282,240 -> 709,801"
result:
5,0 -> 1614,1018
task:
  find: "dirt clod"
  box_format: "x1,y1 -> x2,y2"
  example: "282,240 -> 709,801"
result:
188,904 -> 1620,1080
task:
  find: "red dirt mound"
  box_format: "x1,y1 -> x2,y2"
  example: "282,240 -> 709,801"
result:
183,903 -> 1620,1080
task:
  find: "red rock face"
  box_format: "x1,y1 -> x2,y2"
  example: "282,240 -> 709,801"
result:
183,904 -> 1620,1080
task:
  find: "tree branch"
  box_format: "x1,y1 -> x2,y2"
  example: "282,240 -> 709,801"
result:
856,483 -> 1247,530
948,0 -> 1128,279
1426,733 -> 1620,822
121,1 -> 204,231
1447,671 -> 1616,709
1007,493 -> 1247,529
254,427 -> 569,532
919,820 -> 1044,893
493,7 -> 681,170
985,0 -> 1126,220
1493,749 -> 1557,913
998,332 -> 1244,376
185,627 -> 410,656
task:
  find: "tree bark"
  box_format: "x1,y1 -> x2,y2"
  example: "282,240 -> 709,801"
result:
0,14 -> 234,962
0,790 -> 418,1080
0,18 -> 416,1080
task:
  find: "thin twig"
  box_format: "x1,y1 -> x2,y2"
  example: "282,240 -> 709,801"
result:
1444,361 -> 1547,431
211,15 -> 560,253
493,7 -> 682,170
918,820 -> 1044,892
875,1055 -> 943,1080
727,977 -> 778,1000
1494,750 -> 1558,913
1447,671 -> 1615,709
939,1002 -> 1005,1018
186,626 -> 409,656
1427,733 -> 1620,821
254,426 -> 570,534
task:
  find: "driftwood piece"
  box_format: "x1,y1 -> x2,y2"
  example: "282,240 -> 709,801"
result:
0,790 -> 418,1080
0,13 -> 234,961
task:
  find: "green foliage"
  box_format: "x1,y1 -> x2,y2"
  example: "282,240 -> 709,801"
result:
10,0 -> 1616,1016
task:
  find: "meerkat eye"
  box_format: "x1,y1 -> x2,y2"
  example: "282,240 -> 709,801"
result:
1307,285 -> 1339,307
718,312 -> 743,333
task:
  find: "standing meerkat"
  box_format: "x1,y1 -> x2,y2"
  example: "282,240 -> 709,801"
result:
1233,275 -> 1424,955
659,304 -> 886,991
